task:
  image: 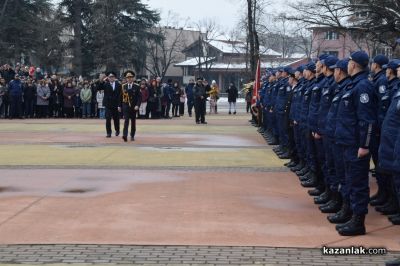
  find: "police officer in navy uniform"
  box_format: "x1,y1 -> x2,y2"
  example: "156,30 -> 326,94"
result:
263,71 -> 278,145
325,59 -> 353,224
384,60 -> 400,266
301,55 -> 328,193
376,60 -> 400,218
287,65 -> 306,169
296,63 -> 317,194
120,70 -> 141,142
369,54 -> 390,207
316,55 -> 341,214
274,67 -> 292,159
270,69 -> 283,147
335,50 -> 377,236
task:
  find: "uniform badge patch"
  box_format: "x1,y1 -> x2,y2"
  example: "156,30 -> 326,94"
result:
379,85 -> 386,94
360,93 -> 369,103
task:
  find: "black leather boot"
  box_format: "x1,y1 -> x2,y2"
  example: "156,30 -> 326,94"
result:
308,185 -> 325,196
301,171 -> 318,188
370,187 -> 389,206
296,166 -> 309,176
375,197 -> 400,215
389,213 -> 400,225
328,199 -> 353,224
314,187 -> 331,205
291,160 -> 304,172
337,214 -> 366,236
319,191 -> 343,213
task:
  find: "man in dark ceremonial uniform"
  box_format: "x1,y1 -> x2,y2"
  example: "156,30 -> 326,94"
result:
120,71 -> 141,142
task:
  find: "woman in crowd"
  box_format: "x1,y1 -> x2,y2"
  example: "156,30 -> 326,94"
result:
227,82 -> 238,115
0,78 -> 7,118
63,80 -> 75,118
179,85 -> 186,116
96,88 -> 105,119
36,79 -> 51,118
80,80 -> 92,118
23,79 -> 36,118
172,81 -> 181,117
74,83 -> 82,118
139,80 -> 149,119
209,80 -> 219,114
146,79 -> 157,119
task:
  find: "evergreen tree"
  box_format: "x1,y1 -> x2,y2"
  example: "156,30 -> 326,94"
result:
59,0 -> 92,76
90,0 -> 160,74
0,0 -> 53,65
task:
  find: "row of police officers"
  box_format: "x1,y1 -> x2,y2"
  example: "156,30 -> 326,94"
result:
256,50 -> 400,236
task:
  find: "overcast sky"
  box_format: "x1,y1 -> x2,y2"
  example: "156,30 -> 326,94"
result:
144,0 -> 290,32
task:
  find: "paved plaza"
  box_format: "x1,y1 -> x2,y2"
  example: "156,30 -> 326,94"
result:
0,111 -> 399,265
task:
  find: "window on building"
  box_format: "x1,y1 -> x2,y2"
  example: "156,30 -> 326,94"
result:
323,51 -> 339,57
325,31 -> 339,40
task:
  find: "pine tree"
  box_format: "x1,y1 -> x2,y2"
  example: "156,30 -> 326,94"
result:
0,0 -> 53,65
90,0 -> 160,74
59,0 -> 92,76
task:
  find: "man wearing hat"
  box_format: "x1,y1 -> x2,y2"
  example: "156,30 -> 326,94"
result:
284,67 -> 301,166
326,59 -> 353,224
288,65 -> 306,171
273,66 -> 292,159
296,63 -> 317,188
369,54 -> 390,208
120,71 -> 141,142
378,59 -> 400,224
103,71 -> 121,138
315,55 -> 343,214
301,55 -> 329,193
263,71 -> 277,144
335,50 -> 377,236
374,59 -> 400,216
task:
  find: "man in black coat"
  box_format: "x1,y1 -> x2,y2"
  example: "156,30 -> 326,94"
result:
194,77 -> 207,124
103,72 -> 121,138
120,71 -> 141,142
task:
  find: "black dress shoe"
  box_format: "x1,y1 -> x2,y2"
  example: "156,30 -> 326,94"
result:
131,137 -> 135,141
278,152 -> 290,159
116,131 -> 120,136
106,135 -> 111,138
337,214 -> 366,236
122,136 -> 127,142
201,121 -> 208,124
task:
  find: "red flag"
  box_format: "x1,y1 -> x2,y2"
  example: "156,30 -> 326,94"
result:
252,59 -> 261,105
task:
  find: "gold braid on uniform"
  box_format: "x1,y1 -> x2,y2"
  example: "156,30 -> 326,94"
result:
121,83 -> 139,107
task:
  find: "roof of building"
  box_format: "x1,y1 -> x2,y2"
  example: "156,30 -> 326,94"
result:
174,57 -> 215,67
175,58 -> 308,70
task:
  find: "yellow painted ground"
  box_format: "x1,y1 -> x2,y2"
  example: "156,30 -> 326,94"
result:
0,144 -> 282,168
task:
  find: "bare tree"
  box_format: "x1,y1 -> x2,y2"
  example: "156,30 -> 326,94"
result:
195,18 -> 221,80
145,11 -> 189,79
